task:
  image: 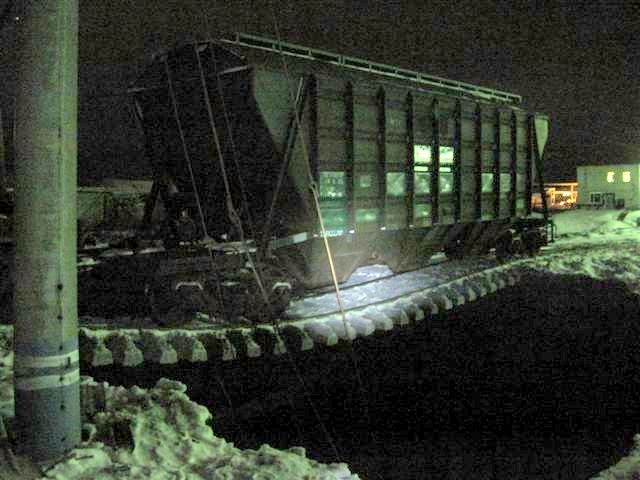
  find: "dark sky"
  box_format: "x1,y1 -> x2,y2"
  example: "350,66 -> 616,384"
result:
1,0 -> 639,181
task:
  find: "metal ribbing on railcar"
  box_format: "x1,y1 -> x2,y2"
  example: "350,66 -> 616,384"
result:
453,100 -> 462,222
376,87 -> 386,229
510,111 -> 517,217
474,104 -> 482,220
493,108 -> 501,218
405,93 -> 415,227
430,99 -> 440,225
344,82 -> 355,232
525,115 -> 533,216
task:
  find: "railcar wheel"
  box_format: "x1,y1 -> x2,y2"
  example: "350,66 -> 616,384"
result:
242,262 -> 292,323
147,279 -> 204,326
522,230 -> 543,256
495,231 -> 513,261
444,239 -> 465,260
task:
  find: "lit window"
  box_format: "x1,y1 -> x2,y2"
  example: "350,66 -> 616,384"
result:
623,171 -> 631,183
413,144 -> 431,164
607,171 -> 615,183
439,146 -> 455,165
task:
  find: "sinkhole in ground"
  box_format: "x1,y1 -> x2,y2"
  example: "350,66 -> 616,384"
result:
88,273 -> 640,480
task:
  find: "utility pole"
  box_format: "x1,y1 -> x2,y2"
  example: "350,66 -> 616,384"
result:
13,0 -> 80,462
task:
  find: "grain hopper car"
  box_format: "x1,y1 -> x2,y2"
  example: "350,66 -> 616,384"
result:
79,33 -> 550,324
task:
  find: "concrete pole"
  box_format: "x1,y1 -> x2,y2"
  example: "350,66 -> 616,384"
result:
13,0 -> 80,461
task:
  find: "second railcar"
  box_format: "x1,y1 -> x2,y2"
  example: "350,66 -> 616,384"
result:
131,33 -> 549,291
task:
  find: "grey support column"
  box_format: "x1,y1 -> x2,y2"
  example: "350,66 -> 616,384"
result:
13,0 -> 80,461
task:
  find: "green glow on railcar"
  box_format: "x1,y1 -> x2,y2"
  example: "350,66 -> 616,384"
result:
481,173 -> 494,193
386,172 -> 406,197
319,171 -> 346,199
356,208 -> 378,223
414,167 -> 431,195
440,173 -> 453,193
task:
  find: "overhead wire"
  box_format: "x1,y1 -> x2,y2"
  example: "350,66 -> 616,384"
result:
193,44 -> 273,333
193,18 -> 343,458
267,0 -> 378,456
162,55 -> 226,322
162,57 -> 210,242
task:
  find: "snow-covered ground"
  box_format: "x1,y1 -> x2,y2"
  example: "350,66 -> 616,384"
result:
0,339 -> 359,479
3,207 -> 640,479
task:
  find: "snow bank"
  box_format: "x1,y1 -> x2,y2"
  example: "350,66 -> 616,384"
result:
56,377 -> 359,479
0,325 -> 359,479
591,434 -> 640,480
551,209 -> 626,236
41,377 -> 359,480
526,244 -> 640,294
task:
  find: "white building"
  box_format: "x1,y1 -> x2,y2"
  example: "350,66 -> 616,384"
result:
577,164 -> 640,208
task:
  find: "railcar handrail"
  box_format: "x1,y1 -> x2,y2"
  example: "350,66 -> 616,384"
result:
221,32 -> 522,105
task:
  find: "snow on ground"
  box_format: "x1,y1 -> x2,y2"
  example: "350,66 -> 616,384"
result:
530,209 -> 640,291
0,328 -> 359,479
550,208 -> 627,236
44,378 -> 358,480
3,207 -> 640,479
591,435 -> 640,480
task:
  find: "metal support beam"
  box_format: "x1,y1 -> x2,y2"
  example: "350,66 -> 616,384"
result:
14,0 -> 80,462
453,100 -> 462,222
430,99 -> 440,225
344,82 -> 355,232
405,93 -> 414,227
376,87 -> 386,228
525,115 -> 533,216
308,75 -> 319,233
510,111 -> 517,217
474,104 -> 482,220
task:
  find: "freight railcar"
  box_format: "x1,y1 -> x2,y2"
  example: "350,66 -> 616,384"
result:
82,33 -> 550,322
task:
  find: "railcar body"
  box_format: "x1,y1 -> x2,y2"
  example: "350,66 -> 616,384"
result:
130,33 -> 549,296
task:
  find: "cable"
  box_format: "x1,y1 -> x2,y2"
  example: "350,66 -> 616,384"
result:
208,47 -> 257,241
162,57 -> 209,242
268,0 -> 378,454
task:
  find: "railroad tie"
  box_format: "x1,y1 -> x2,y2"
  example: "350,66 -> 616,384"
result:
105,333 -> 144,367
168,334 -> 208,362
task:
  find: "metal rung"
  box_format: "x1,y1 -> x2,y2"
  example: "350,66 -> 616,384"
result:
221,32 -> 522,105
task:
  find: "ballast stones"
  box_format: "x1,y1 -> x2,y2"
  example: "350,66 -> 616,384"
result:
78,264 -> 523,366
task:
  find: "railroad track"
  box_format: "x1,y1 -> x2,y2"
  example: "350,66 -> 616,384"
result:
7,235 -> 632,369
76,255 -> 527,368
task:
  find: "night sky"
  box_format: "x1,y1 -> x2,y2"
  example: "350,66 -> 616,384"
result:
0,0 -> 639,182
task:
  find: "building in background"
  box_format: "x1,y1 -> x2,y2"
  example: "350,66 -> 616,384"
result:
577,164 -> 640,208
532,182 -> 578,211
78,178 -> 152,231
